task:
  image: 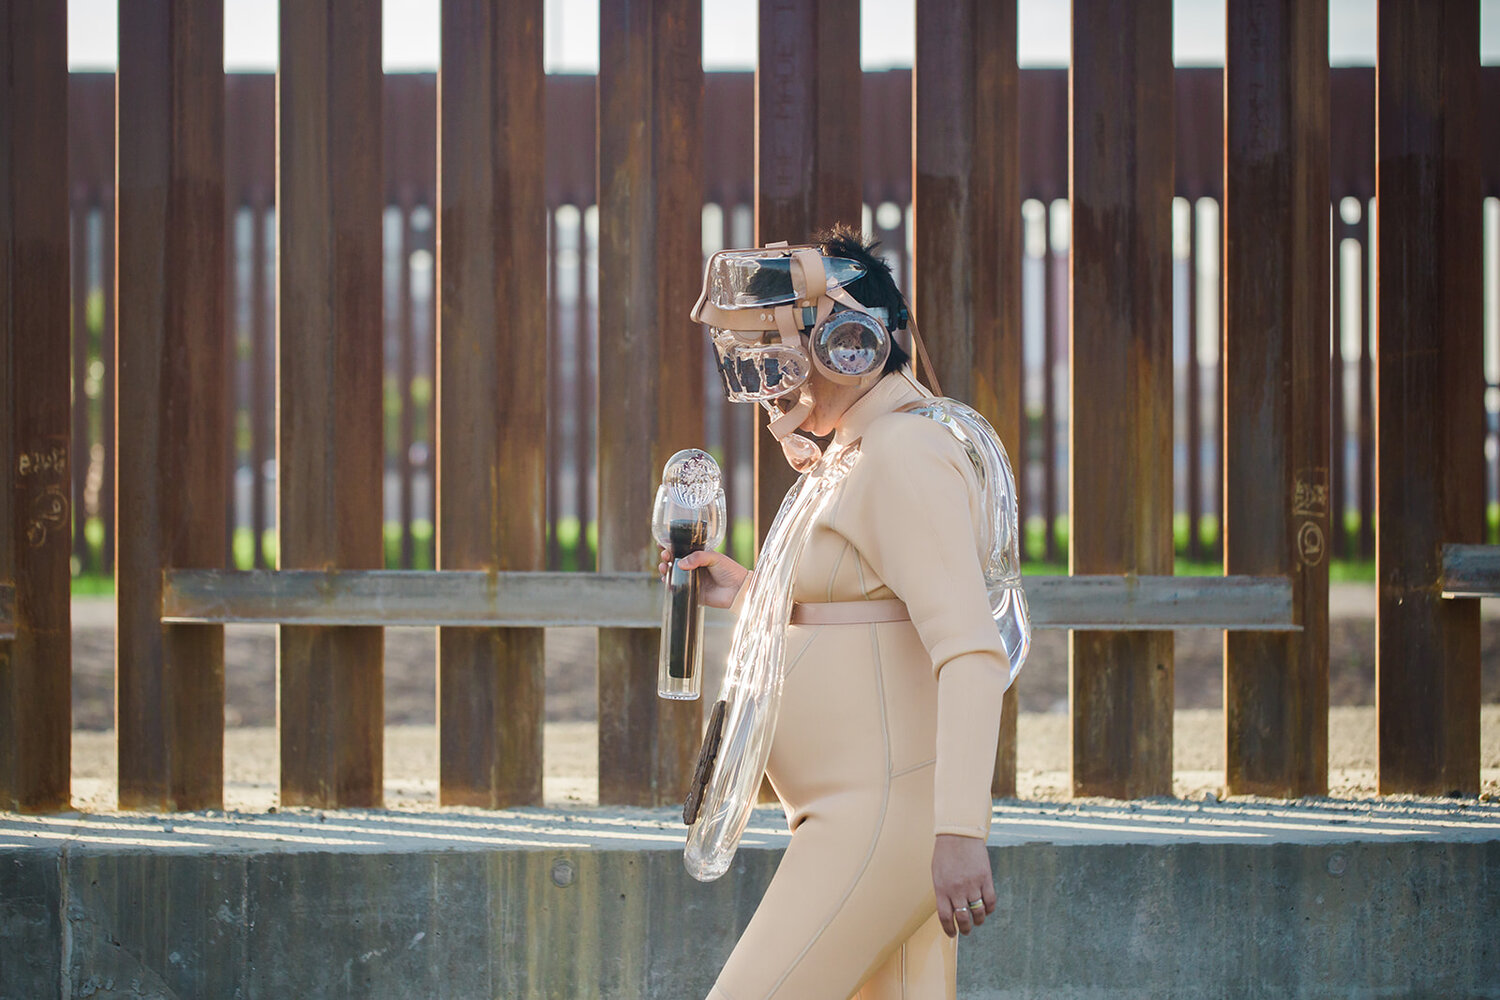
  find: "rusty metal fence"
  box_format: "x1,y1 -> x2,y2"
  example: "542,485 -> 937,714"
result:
63,68 -> 1498,579
5,0 -> 1497,813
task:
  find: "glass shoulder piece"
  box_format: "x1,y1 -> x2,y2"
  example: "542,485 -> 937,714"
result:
896,397 -> 1032,686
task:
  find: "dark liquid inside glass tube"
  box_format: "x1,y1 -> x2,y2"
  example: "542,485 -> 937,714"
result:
666,519 -> 709,680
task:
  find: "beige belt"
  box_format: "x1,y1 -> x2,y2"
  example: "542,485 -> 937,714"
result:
789,598 -> 911,626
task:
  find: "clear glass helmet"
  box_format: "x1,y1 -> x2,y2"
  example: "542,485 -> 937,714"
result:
691,246 -> 881,403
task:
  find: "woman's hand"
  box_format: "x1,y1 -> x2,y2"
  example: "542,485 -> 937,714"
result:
932,834 -> 997,937
657,547 -> 751,610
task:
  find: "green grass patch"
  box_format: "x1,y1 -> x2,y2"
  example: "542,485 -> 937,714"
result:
383,519 -> 434,570
84,516 -> 104,554
1329,558 -> 1375,583
729,517 -> 756,566
230,526 -> 280,569
70,571 -> 114,596
551,517 -> 598,571
1023,514 -> 1068,559
1174,512 -> 1220,554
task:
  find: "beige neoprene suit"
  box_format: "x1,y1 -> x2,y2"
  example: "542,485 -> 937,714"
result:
709,372 -> 1011,1000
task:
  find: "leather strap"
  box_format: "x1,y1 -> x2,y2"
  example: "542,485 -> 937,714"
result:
789,598 -> 911,626
772,303 -> 800,347
824,282 -> 873,319
696,299 -> 779,333
765,391 -> 814,440
905,310 -> 943,397
789,247 -> 822,302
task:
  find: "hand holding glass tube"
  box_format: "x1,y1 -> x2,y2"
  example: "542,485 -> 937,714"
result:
652,449 -> 726,700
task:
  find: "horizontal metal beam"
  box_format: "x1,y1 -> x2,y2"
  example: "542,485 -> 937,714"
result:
162,570 -> 1296,631
1026,574 -> 1296,631
0,584 -> 14,640
1441,544 -> 1500,598
163,570 -> 670,628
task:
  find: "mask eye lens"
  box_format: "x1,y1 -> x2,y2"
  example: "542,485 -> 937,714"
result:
813,312 -> 888,378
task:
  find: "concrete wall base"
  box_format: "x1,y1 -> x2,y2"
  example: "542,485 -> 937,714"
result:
2,807 -> 1497,999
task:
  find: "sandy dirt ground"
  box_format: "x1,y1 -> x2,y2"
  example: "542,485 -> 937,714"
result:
64,588 -> 1500,811
66,708 -> 1500,812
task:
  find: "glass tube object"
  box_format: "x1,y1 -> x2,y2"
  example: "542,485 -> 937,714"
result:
652,449 -> 726,700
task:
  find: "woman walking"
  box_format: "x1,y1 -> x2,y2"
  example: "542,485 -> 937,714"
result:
662,227 -> 1027,999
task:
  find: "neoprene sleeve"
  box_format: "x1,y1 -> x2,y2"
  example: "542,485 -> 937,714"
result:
832,413 -> 1013,837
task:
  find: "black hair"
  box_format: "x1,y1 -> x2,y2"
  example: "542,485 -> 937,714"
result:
739,226 -> 913,376
813,224 -> 911,374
